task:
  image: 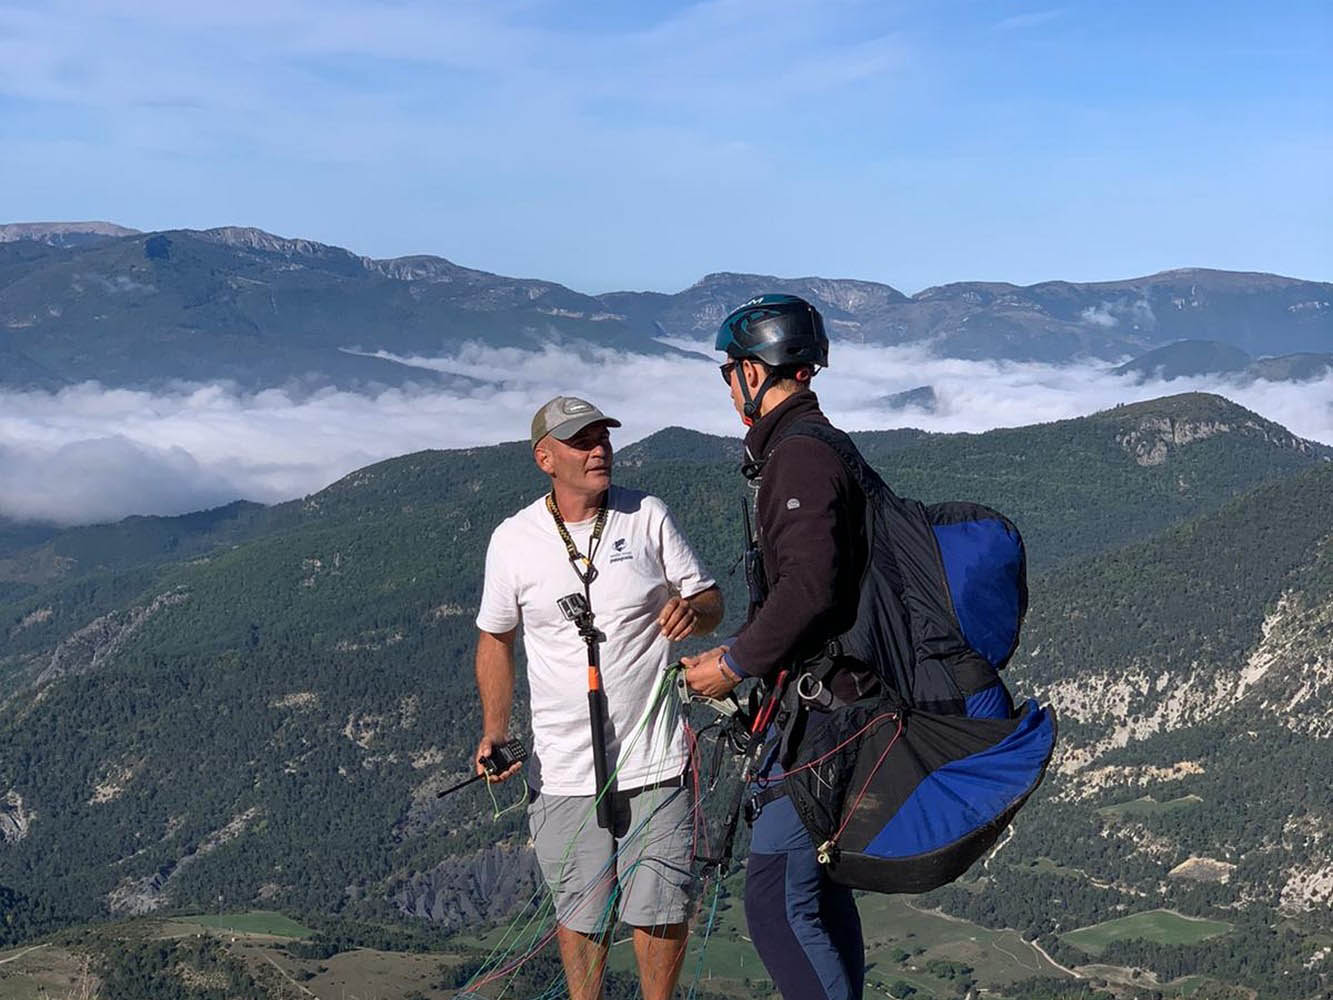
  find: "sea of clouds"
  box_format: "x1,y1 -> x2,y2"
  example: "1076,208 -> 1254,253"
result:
2,341 -> 1331,525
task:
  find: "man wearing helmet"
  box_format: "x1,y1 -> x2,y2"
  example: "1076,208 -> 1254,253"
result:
683,295 -> 874,1000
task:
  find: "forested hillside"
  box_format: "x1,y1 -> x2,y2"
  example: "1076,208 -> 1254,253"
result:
1,391 -> 1331,997
927,461 -> 1333,997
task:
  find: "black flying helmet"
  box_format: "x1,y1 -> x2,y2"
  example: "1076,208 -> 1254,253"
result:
715,294 -> 829,369
715,294 -> 829,420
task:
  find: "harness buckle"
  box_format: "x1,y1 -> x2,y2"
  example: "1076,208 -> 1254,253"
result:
743,784 -> 788,825
796,670 -> 837,711
743,794 -> 763,825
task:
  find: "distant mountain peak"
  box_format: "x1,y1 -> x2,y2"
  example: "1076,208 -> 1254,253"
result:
1115,341 -> 1333,386
195,226 -> 358,261
1114,339 -> 1253,381
366,254 -> 476,283
617,426 -> 743,466
191,227 -> 534,288
681,271 -> 909,311
2,221 -> 1329,390
1091,392 -> 1332,466
1093,391 -> 1275,430
0,221 -> 140,250
0,221 -> 140,241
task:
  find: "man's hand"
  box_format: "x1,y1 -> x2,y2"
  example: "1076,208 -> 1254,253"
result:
682,646 -> 742,700
475,734 -> 523,783
657,596 -> 699,641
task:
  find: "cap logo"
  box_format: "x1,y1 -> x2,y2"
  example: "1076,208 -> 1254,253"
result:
562,399 -> 593,415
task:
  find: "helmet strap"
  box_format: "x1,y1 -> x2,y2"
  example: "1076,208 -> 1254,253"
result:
739,361 -> 781,422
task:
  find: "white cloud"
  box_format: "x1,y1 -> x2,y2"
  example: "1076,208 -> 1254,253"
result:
2,343 -> 1330,525
1080,298 -> 1157,331
1080,304 -> 1118,328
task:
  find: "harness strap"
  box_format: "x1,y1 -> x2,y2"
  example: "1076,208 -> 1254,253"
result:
744,783 -> 789,824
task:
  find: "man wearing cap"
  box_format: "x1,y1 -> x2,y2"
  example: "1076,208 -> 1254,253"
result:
474,395 -> 724,1000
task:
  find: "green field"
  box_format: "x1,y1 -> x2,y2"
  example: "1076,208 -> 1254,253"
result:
621,888 -> 1070,998
1028,856 -> 1093,878
1062,909 -> 1231,956
468,880 -> 1076,997
1097,794 -> 1203,818
172,910 -> 314,938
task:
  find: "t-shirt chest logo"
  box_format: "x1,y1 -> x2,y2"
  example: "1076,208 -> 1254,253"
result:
608,537 -> 634,563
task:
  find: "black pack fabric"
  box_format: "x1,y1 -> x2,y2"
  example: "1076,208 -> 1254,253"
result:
769,421 -> 1027,714
759,420 -> 1056,894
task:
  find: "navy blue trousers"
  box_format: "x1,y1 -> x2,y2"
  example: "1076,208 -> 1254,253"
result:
745,793 -> 865,999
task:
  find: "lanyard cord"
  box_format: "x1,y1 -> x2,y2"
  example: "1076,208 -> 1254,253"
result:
546,492 -> 608,590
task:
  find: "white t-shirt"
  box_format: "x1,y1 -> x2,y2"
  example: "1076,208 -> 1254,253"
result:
476,485 -> 715,796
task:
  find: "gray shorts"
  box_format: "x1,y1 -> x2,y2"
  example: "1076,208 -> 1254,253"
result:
528,777 -> 695,934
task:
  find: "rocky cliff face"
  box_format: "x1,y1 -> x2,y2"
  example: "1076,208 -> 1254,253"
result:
106,807 -> 263,915
390,842 -> 545,932
0,791 -> 32,844
1014,464 -> 1333,914
36,590 -> 190,687
1115,416 -> 1325,467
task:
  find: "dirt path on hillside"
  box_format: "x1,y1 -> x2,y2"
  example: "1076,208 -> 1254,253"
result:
0,942 -> 49,965
905,900 -> 1079,979
261,952 -> 318,998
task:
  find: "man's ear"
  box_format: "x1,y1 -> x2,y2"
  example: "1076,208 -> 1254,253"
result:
742,359 -> 765,390
534,443 -> 555,475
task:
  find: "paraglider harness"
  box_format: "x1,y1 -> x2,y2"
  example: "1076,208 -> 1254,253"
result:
684,420 -> 1057,893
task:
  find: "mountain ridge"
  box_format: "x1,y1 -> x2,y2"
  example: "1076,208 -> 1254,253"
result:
2,221 -> 1328,390
1114,338 -> 1333,384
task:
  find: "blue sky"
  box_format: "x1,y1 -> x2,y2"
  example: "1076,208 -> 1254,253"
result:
1,0 -> 1329,294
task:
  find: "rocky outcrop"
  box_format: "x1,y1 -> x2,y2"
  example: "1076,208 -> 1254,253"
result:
0,791 -> 32,843
197,226 -> 360,262
1115,416 -> 1321,467
1246,587 -> 1333,738
106,807 -> 261,915
1281,862 -> 1333,911
36,590 -> 189,686
391,841 -> 545,932
88,757 -> 145,805
1168,856 -> 1236,883
107,866 -> 173,915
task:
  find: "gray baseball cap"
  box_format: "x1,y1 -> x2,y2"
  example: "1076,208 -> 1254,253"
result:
530,396 -> 621,450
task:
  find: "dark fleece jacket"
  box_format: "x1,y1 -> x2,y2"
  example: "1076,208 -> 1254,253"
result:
725,391 -> 868,681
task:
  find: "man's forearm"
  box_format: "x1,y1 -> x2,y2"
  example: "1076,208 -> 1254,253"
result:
476,629 -> 517,739
686,586 -> 724,635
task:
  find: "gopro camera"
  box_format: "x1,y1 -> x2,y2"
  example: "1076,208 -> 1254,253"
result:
557,592 -> 590,621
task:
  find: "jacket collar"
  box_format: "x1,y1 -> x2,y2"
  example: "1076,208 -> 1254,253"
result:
743,390 -> 826,466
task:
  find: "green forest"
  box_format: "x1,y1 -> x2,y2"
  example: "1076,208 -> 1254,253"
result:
2,391 -> 1331,998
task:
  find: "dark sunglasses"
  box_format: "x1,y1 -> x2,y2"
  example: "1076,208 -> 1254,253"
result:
719,361 -> 739,385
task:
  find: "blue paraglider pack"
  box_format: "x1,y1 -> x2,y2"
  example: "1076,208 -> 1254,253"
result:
929,507 -> 1025,668
762,420 -> 1055,895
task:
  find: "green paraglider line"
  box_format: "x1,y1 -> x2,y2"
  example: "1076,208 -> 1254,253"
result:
462,664 -> 745,998
684,876 -> 724,1000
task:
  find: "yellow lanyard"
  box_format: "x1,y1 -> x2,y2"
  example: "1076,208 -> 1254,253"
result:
546,494 -> 608,587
